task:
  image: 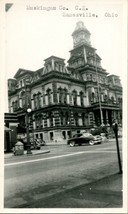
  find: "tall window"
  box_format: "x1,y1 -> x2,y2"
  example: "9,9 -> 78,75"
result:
35,116 -> 42,129
37,92 -> 41,108
49,112 -> 54,127
33,93 -> 42,109
91,92 -> 95,103
12,101 -> 18,112
72,90 -> 77,105
74,112 -> 78,126
12,101 -> 14,112
47,88 -> 52,105
65,112 -> 69,125
111,96 -> 114,103
58,87 -> 63,103
82,113 -> 85,125
21,91 -> 26,108
14,100 -> 18,111
33,94 -> 37,109
60,111 -> 66,125
80,91 -> 84,106
104,95 -> 108,102
63,88 -> 67,104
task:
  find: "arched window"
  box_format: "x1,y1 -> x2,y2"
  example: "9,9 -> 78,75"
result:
91,92 -> 95,103
58,87 -> 62,103
111,96 -> 114,103
49,112 -> 54,127
37,92 -> 41,108
74,112 -> 78,126
47,89 -> 52,105
13,100 -> 18,111
72,90 -> 77,105
21,91 -> 26,108
60,112 -> 64,126
63,88 -> 67,104
12,101 -> 14,112
80,91 -> 84,106
33,94 -> 37,109
65,111 -> 69,125
104,95 -> 108,102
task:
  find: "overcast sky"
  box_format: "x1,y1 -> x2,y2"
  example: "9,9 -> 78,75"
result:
3,0 -> 127,111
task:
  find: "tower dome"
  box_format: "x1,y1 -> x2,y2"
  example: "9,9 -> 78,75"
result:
72,21 -> 91,48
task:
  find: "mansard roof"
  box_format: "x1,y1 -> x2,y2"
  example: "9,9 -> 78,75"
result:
14,68 -> 34,79
44,55 -> 65,63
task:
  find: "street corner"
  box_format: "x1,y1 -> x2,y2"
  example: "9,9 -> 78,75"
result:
4,149 -> 50,159
30,149 -> 50,156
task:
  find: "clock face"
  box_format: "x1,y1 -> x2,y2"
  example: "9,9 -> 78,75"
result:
74,32 -> 90,45
74,35 -> 82,44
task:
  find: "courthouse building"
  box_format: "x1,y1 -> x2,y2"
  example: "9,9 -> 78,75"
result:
8,21 -> 122,143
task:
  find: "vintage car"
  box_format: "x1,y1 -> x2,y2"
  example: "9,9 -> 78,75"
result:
67,132 -> 102,147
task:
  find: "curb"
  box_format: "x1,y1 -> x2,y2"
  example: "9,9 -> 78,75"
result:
4,150 -> 50,159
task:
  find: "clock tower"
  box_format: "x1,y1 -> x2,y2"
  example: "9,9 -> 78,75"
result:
72,21 -> 91,48
68,21 -> 96,69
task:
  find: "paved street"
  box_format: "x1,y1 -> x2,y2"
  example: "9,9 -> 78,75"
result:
4,139 -> 122,208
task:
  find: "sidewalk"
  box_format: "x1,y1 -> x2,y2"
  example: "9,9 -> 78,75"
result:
4,148 -> 50,159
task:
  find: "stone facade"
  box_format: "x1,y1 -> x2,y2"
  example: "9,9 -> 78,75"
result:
8,21 -> 122,143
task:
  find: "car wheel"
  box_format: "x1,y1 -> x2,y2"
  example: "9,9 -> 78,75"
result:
69,141 -> 75,147
89,140 -> 95,146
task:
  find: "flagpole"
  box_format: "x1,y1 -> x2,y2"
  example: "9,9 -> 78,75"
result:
94,51 -> 104,126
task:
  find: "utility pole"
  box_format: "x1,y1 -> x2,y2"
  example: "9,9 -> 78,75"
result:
112,121 -> 122,174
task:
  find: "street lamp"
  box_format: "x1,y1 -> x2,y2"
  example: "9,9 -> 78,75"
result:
26,108 -> 32,155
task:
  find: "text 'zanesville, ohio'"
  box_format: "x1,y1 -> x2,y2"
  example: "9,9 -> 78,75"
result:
26,5 -> 118,18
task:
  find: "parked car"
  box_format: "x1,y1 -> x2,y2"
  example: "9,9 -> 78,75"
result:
36,138 -> 46,146
67,132 -> 102,147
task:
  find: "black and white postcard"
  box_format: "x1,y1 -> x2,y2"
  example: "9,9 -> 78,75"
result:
0,0 -> 127,213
